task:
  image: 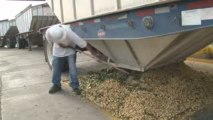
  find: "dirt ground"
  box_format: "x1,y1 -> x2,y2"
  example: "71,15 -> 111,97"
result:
78,62 -> 213,120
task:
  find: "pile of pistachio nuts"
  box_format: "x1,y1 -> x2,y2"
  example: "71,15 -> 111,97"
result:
78,63 -> 213,120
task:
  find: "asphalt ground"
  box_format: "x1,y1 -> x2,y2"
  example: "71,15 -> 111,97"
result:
0,47 -> 109,120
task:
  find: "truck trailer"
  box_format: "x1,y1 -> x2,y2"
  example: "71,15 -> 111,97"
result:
0,19 -> 18,48
43,0 -> 213,72
15,3 -> 59,50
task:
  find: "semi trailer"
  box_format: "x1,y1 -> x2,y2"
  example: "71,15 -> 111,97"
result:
0,19 -> 18,48
15,3 -> 59,50
0,19 -> 9,47
42,0 -> 213,72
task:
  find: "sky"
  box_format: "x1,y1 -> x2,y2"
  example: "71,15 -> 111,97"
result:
0,0 -> 46,20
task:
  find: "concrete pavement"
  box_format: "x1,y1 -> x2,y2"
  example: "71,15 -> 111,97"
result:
0,48 -> 109,120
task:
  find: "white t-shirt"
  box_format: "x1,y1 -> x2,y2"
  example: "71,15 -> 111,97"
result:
52,43 -> 76,57
46,25 -> 87,57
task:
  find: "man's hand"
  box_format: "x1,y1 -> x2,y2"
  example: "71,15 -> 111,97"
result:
86,44 -> 97,56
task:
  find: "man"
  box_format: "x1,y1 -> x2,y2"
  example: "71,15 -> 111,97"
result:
45,24 -> 88,95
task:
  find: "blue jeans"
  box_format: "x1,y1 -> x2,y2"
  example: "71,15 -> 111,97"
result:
52,54 -> 79,89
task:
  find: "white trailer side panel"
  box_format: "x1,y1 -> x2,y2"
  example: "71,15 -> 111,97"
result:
121,0 -> 142,9
0,20 -> 10,37
75,0 -> 92,19
16,3 -> 59,34
53,0 -> 62,22
16,6 -> 32,33
46,0 -> 52,10
121,0 -> 159,9
3,21 -> 10,36
42,5 -> 55,16
93,0 -> 117,15
0,24 -> 2,36
46,0 -> 172,23
32,4 -> 54,16
9,19 -> 16,26
63,0 -> 75,22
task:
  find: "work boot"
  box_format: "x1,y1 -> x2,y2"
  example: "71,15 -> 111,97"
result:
49,85 -> 62,94
73,88 -> 81,95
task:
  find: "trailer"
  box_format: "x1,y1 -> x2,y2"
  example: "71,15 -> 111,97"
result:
15,3 -> 59,50
44,0 -> 213,71
0,19 -> 8,47
0,19 -> 18,48
6,19 -> 19,48
0,19 -> 9,47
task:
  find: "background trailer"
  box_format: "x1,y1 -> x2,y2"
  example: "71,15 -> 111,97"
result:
15,3 -> 59,50
0,19 -> 18,48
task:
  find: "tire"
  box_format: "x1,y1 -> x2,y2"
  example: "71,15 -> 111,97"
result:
17,39 -> 23,49
38,45 -> 43,47
17,39 -> 27,49
44,39 -> 53,69
0,39 -> 6,47
23,39 -> 28,48
17,39 -> 20,49
7,39 -> 16,48
27,38 -> 32,51
43,40 -> 48,62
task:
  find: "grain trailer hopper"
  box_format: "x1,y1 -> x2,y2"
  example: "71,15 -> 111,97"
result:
15,3 -> 59,50
44,0 -> 213,71
0,19 -> 18,48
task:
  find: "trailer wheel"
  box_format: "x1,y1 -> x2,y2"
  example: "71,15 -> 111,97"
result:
7,39 -> 16,48
28,39 -> 32,51
0,39 -> 6,47
17,39 -> 23,49
17,39 -> 28,49
43,40 -> 48,62
23,39 -> 28,49
44,39 -> 53,69
38,45 -> 43,47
